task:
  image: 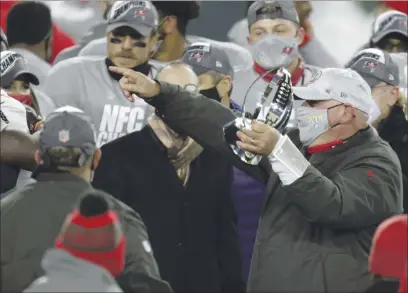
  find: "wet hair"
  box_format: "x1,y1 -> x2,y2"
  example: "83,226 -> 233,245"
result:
6,1 -> 52,46
152,1 -> 200,36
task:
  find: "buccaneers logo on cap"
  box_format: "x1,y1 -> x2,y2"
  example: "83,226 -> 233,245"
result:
135,8 -> 146,17
189,51 -> 204,63
363,61 -> 378,71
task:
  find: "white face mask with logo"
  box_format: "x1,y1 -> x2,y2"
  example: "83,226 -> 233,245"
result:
249,35 -> 298,70
296,104 -> 343,146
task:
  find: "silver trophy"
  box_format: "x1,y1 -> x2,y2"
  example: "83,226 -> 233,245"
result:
223,67 -> 294,165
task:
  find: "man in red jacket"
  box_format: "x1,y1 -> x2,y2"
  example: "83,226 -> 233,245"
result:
0,1 -> 75,64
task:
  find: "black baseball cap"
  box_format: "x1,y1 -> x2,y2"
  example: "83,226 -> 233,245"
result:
181,42 -> 234,78
39,106 -> 96,167
0,50 -> 39,87
106,0 -> 159,36
247,0 -> 299,28
347,48 -> 400,88
0,28 -> 8,51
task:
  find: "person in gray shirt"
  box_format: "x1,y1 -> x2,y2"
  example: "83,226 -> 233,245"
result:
6,2 -> 53,89
44,0 -> 159,148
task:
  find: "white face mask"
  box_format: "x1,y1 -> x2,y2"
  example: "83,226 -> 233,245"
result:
368,99 -> 381,124
296,104 -> 343,146
249,34 -> 299,70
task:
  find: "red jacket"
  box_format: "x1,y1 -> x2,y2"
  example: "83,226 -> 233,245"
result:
0,1 -> 75,64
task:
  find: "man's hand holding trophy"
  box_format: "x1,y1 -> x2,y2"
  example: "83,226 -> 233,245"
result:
223,67 -> 294,165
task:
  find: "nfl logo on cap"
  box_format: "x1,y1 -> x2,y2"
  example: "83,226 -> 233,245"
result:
59,130 -> 70,143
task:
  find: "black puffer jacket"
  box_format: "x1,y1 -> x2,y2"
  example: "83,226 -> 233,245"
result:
378,106 -> 408,213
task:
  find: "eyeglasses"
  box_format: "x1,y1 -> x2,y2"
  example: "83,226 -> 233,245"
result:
184,84 -> 199,93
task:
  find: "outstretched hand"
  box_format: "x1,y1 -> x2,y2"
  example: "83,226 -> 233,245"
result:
109,66 -> 161,101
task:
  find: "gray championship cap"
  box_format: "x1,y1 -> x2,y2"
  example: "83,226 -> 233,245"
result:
371,11 -> 408,45
39,106 -> 97,167
347,48 -> 400,88
0,50 -> 39,88
106,0 -> 159,37
247,0 -> 299,28
181,42 -> 234,78
0,28 -> 8,51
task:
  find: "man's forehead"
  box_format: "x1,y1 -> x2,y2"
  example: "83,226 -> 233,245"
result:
250,18 -> 294,30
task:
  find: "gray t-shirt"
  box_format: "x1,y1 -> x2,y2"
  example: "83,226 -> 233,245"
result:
44,56 -> 156,147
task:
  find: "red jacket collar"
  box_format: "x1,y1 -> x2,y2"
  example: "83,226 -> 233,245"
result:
307,140 -> 344,154
253,58 -> 305,85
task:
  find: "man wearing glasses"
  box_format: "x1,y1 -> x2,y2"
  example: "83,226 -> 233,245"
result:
93,61 -> 245,293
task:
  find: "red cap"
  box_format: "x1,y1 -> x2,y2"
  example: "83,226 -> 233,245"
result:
55,193 -> 126,277
370,215 -> 408,279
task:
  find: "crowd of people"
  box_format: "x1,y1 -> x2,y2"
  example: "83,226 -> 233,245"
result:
0,0 -> 407,292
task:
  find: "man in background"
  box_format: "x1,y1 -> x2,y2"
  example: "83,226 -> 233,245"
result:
53,0 -> 115,64
44,0 -> 159,147
227,1 -> 340,68
6,2 -> 53,88
78,1 -> 254,74
347,48 -> 407,213
24,191 -> 125,292
181,42 -> 265,280
1,106 -> 171,293
231,0 -> 321,128
370,10 -> 407,53
94,62 -> 245,293
0,1 -> 75,64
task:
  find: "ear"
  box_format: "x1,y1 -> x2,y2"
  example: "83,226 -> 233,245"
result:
343,105 -> 356,122
220,75 -> 232,93
34,150 -> 41,165
162,16 -> 177,34
296,26 -> 305,46
93,148 -> 102,170
389,87 -> 400,105
247,35 -> 252,44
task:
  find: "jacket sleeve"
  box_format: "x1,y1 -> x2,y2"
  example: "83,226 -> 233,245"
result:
117,207 -> 173,293
283,156 -> 402,230
145,82 -> 271,184
217,168 -> 246,293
